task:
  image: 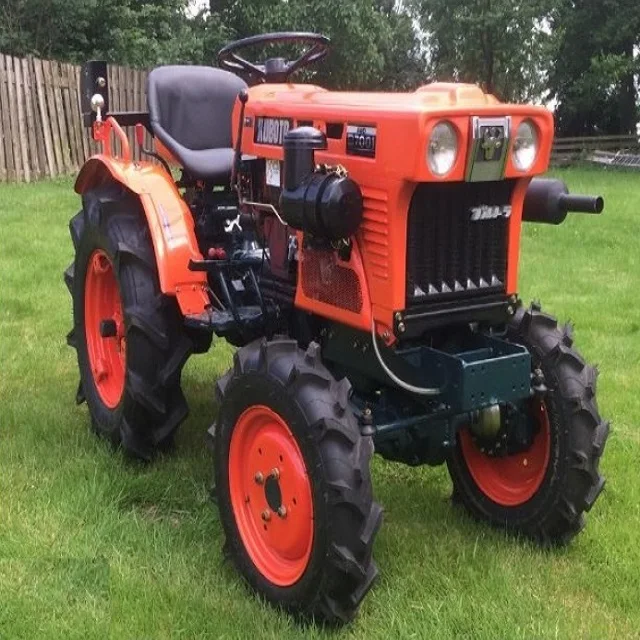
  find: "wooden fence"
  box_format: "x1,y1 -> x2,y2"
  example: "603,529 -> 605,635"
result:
0,53 -> 149,183
1,52 -> 639,182
551,134 -> 640,165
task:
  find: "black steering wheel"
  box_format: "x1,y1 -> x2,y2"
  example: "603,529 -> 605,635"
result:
217,32 -> 330,83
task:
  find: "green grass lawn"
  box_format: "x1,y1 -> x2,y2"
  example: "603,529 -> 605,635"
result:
1,168 -> 639,639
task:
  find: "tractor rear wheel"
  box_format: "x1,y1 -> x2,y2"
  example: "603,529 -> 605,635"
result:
447,303 -> 609,545
211,338 -> 382,624
65,185 -> 193,459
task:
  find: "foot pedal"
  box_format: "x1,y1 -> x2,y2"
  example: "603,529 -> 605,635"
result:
185,306 -> 264,335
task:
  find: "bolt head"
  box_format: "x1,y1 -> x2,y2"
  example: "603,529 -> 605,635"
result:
277,506 -> 287,518
254,472 -> 264,485
270,467 -> 280,480
506,306 -> 515,316
394,312 -> 402,322
261,510 -> 271,522
398,322 -> 406,333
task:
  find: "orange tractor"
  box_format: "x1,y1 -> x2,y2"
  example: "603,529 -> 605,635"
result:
65,33 -> 609,623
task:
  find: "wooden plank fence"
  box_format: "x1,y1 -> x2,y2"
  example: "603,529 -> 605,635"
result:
0,53 -> 149,182
551,134 -> 640,165
1,52 -> 639,182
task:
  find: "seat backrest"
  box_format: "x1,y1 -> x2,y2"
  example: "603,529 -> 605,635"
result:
147,66 -> 247,152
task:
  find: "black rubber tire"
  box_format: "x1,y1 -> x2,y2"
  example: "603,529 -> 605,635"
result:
447,303 -> 609,545
65,185 -> 193,460
212,338 -> 382,624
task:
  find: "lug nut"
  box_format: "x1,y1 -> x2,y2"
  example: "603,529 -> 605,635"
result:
277,506 -> 287,518
261,510 -> 271,522
398,322 -> 406,333
270,468 -> 280,480
254,472 -> 264,485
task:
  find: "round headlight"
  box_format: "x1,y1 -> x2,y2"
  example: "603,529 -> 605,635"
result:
512,120 -> 538,171
428,122 -> 458,176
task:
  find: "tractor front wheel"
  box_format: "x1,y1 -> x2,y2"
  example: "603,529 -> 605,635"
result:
212,338 -> 382,624
447,303 -> 609,545
65,185 -> 193,459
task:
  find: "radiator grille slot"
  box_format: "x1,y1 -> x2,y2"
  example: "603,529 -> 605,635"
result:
406,181 -> 515,305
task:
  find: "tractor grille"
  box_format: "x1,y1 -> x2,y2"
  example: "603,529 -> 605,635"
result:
406,180 -> 515,305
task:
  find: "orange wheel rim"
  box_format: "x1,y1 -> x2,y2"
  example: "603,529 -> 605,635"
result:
459,400 -> 551,507
229,405 -> 313,586
84,250 -> 126,408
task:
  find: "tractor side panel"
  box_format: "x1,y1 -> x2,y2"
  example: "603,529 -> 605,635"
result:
294,234 -> 373,332
505,177 -> 531,294
75,157 -> 208,316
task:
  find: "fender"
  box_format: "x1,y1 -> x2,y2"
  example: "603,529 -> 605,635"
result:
75,155 -> 209,316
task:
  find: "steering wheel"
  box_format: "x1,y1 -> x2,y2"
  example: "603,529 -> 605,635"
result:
217,32 -> 330,83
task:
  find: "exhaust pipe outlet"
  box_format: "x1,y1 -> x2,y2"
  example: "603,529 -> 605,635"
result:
523,178 -> 604,225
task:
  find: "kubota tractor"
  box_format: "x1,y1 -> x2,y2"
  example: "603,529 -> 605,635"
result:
65,33 -> 609,624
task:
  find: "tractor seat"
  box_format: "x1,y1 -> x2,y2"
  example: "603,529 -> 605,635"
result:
147,66 -> 247,182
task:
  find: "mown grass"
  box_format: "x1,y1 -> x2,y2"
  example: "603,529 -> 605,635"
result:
0,168 -> 638,639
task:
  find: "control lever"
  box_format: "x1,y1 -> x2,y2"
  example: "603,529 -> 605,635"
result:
231,90 -> 249,191
135,124 -> 172,174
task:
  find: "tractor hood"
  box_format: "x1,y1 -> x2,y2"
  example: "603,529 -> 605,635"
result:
236,82 -> 554,183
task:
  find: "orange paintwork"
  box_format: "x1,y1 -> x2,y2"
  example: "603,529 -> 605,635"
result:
76,83 -> 555,333
75,118 -> 208,316
154,137 -> 181,167
234,82 -> 555,337
294,231 -> 372,333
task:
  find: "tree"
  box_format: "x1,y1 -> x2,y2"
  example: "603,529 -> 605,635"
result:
207,0 -> 425,89
548,0 -> 640,135
0,0 -> 208,67
411,0 -> 554,103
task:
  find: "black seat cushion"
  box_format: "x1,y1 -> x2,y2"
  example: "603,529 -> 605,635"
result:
147,66 -> 247,182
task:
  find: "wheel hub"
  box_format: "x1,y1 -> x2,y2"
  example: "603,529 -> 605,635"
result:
264,473 -> 283,513
84,250 -> 126,408
228,405 -> 314,586
460,399 -> 551,506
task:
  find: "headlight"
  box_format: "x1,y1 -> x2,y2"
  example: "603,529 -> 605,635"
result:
428,122 -> 458,176
512,120 -> 538,171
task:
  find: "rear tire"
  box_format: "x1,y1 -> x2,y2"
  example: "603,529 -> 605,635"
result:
447,303 -> 609,545
212,338 -> 382,624
65,185 -> 193,459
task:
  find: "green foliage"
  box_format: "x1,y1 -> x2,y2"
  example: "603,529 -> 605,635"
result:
0,0 -> 205,67
0,0 -> 424,88
208,0 -> 426,89
549,0 -> 640,135
0,0 -> 638,134
412,0 -> 555,102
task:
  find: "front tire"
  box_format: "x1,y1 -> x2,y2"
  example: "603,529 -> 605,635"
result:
447,303 -> 609,544
212,339 -> 382,624
65,185 -> 193,459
